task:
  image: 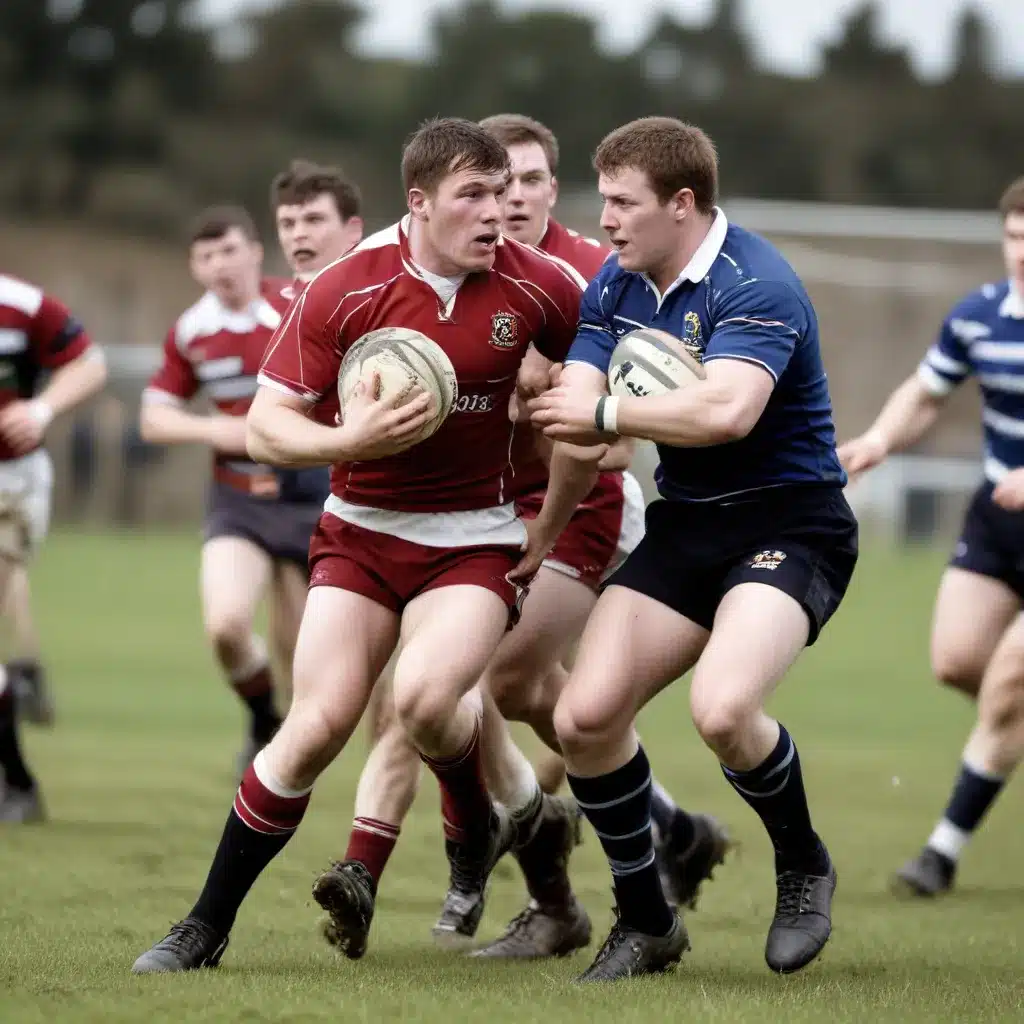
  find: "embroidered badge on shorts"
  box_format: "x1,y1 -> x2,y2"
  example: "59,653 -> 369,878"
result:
749,550 -> 787,571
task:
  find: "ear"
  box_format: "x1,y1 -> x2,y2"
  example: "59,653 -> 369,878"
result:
345,216 -> 364,246
549,175 -> 559,208
407,188 -> 429,220
671,188 -> 695,222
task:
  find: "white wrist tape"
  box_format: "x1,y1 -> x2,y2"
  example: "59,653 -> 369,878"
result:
595,395 -> 620,434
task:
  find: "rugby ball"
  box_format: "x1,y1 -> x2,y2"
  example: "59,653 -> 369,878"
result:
607,327 -> 706,399
338,327 -> 458,445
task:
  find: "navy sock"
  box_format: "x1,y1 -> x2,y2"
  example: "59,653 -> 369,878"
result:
567,746 -> 674,937
926,761 -> 1006,865
722,724 -> 828,876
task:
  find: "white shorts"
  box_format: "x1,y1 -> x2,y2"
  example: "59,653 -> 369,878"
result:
0,449 -> 54,562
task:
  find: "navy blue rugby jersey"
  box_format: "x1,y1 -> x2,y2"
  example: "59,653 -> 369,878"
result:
565,209 -> 846,503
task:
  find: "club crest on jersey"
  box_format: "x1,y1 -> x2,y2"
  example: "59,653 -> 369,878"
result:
489,311 -> 519,350
683,311 -> 704,362
749,550 -> 787,571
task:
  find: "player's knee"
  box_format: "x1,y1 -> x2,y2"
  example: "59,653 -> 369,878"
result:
392,671 -> 456,738
486,666 -> 534,721
980,658 -> 1024,733
690,694 -> 754,759
205,609 -> 252,662
931,645 -> 984,696
553,690 -> 621,754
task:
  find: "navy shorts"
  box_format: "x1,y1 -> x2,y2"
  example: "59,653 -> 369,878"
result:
604,486 -> 859,645
203,482 -> 323,572
950,482 -> 1024,598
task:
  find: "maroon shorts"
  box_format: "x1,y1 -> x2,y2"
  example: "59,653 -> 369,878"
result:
515,471 -> 645,591
308,512 -> 524,618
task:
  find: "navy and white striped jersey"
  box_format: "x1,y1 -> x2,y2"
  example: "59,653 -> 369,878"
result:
918,281 -> 1024,483
565,209 -> 846,503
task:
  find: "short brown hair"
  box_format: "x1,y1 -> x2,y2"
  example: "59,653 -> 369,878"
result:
270,159 -> 362,221
188,204 -> 259,246
999,176 -> 1024,219
401,117 -> 511,195
594,117 -> 718,213
478,114 -> 559,175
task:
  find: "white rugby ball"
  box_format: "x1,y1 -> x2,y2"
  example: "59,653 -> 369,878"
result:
607,327 -> 706,399
338,327 -> 458,445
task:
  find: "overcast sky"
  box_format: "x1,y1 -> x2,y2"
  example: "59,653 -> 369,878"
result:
198,0 -> 1024,78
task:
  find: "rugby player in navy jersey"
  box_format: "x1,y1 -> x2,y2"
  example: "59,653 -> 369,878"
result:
530,117 -> 858,980
840,176 -> 1024,898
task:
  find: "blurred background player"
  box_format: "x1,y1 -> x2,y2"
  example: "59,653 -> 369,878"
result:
0,271 -> 107,818
271,158 -> 364,287
139,206 -> 325,772
838,176 -> 1024,897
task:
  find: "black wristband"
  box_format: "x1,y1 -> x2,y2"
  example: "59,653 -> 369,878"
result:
594,395 -> 607,432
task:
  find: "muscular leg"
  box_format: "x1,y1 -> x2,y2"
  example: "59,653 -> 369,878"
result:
930,568 -> 1019,699
897,610 -> 1024,896
555,584 -> 708,973
200,537 -> 281,758
689,583 -> 835,974
133,587 -> 400,973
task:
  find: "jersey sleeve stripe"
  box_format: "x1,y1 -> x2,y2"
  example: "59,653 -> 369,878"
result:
701,352 -> 779,383
926,348 -> 969,375
917,362 -> 957,396
256,371 -> 319,402
714,316 -> 801,338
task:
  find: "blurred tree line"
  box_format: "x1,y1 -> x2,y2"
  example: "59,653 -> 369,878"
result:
0,0 -> 1021,238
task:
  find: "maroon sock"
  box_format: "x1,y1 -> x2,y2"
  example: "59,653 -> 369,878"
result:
232,664 -> 281,744
345,817 -> 400,888
421,723 -> 491,843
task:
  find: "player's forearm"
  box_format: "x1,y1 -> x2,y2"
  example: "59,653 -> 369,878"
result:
615,383 -> 755,448
865,375 -> 944,455
596,436 -> 635,472
36,349 -> 107,419
533,443 -> 602,540
139,401 -> 215,447
245,402 -> 345,467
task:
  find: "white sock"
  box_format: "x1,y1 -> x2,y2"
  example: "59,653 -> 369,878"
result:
926,819 -> 969,863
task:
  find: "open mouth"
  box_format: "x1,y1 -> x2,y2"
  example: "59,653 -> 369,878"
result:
292,248 -> 316,261
473,233 -> 499,247
506,213 -> 530,225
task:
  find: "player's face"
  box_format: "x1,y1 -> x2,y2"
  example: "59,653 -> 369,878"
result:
189,227 -> 262,306
503,142 -> 557,246
276,194 -> 363,278
1004,211 -> 1024,290
598,168 -> 685,279
412,167 -> 508,275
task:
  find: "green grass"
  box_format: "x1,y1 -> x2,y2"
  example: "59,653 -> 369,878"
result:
1,531 -> 1023,1022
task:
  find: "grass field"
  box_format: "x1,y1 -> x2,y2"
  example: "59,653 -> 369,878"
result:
1,530 -> 1023,1023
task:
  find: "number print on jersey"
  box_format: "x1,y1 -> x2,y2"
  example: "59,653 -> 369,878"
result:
454,393 -> 496,413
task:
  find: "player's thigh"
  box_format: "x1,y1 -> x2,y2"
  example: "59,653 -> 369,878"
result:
556,583 -> 709,743
392,584 -> 511,719
200,535 -> 274,633
689,582 -> 810,736
291,585 -> 399,729
931,567 -> 1020,689
483,565 -> 595,697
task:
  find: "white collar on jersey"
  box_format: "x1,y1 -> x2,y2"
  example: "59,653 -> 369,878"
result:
641,207 -> 728,308
999,281 -> 1024,319
679,206 -> 728,283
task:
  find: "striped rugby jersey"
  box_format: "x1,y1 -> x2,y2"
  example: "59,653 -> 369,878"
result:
917,280 -> 1024,483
